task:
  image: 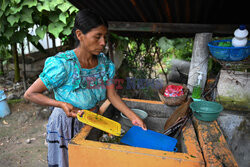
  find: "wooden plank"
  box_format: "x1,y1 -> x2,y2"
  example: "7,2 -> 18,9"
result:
121,98 -> 164,105
192,117 -> 238,167
164,98 -> 192,130
108,22 -> 250,34
181,120 -> 205,166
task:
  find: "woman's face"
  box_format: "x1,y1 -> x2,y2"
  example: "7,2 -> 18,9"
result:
77,25 -> 108,55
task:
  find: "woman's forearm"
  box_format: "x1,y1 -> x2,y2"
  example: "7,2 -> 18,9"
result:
24,78 -> 62,108
107,84 -> 147,130
25,92 -> 62,108
107,89 -> 137,120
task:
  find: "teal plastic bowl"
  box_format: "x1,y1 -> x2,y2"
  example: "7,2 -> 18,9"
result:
190,101 -> 223,122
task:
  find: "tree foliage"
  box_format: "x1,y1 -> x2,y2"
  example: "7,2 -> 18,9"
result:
0,0 -> 78,45
112,35 -> 193,80
0,0 -> 78,81
111,34 -> 193,99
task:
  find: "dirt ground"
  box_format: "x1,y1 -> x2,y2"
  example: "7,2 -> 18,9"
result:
0,100 -> 48,167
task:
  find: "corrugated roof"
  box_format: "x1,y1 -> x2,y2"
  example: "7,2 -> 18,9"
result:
68,0 -> 249,24
67,0 -> 249,36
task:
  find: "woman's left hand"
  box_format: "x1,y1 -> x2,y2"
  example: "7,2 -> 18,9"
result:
131,116 -> 147,130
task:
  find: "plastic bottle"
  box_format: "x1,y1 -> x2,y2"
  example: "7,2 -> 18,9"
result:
232,25 -> 248,47
191,72 -> 203,99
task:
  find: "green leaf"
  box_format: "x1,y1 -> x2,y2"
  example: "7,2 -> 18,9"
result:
48,22 -> 65,38
49,0 -> 64,10
62,26 -> 72,35
29,35 -> 40,45
36,25 -> 47,39
37,1 -> 50,12
14,31 -> 27,43
0,10 -> 3,18
69,6 -> 78,14
0,24 -> 4,33
0,18 -> 7,33
4,28 -> 14,40
49,14 -> 59,22
7,15 -> 20,26
57,2 -> 72,12
49,2 -> 56,10
1,0 -> 9,11
21,0 -> 38,8
14,0 -> 21,3
10,0 -> 21,4
68,18 -> 74,27
9,5 -> 23,14
59,12 -> 68,24
20,8 -> 33,24
5,8 -> 12,16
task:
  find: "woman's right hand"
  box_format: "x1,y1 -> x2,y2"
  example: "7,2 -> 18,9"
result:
59,102 -> 79,118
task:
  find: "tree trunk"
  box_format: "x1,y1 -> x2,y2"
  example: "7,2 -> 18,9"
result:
0,60 -> 3,75
108,38 -> 114,62
51,35 -> 57,53
46,33 -> 50,49
21,43 -> 27,91
12,43 -> 20,82
27,39 -> 31,54
156,48 -> 168,85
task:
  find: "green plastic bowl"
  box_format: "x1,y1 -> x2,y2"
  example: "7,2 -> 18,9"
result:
190,101 -> 223,122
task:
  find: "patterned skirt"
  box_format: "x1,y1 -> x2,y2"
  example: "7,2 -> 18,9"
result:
46,107 -> 93,167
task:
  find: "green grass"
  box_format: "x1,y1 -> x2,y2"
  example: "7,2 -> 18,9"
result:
7,98 -> 24,104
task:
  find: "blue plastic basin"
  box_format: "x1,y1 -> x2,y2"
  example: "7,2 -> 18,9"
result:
0,90 -> 10,118
208,39 -> 250,61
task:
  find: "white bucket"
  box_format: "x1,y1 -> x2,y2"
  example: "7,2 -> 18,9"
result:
120,109 -> 148,130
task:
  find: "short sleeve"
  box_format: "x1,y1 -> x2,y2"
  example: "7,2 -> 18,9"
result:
108,60 -> 115,79
106,60 -> 115,86
39,56 -> 67,91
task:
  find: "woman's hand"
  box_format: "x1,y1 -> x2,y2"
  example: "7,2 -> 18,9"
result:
106,85 -> 147,130
59,101 -> 80,118
131,115 -> 147,130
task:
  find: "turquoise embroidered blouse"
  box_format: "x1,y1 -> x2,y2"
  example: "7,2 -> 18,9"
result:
39,50 -> 115,110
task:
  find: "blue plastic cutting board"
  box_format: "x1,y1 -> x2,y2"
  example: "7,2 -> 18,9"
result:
120,126 -> 177,152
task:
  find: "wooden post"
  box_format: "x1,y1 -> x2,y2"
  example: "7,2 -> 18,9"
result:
187,33 -> 212,92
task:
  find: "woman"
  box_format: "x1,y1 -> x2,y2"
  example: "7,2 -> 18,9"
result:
24,9 -> 146,167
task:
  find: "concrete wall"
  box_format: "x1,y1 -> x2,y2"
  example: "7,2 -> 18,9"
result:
217,110 -> 250,167
216,70 -> 250,111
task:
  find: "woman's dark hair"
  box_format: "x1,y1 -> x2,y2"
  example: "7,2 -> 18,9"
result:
72,9 -> 108,46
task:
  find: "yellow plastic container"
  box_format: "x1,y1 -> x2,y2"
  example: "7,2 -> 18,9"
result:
77,110 -> 121,136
